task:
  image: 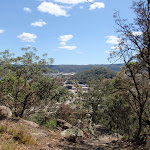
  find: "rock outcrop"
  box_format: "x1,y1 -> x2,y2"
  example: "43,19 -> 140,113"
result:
57,119 -> 72,130
19,119 -> 39,128
61,127 -> 84,137
0,106 -> 12,120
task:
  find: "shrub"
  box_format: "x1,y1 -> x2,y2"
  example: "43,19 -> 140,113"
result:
44,119 -> 57,130
56,104 -> 76,124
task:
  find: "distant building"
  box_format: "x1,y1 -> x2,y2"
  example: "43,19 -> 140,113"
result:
64,84 -> 88,94
43,72 -> 76,77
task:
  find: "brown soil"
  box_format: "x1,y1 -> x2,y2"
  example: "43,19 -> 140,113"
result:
0,119 -> 148,150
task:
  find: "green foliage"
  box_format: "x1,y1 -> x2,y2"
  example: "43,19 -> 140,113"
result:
81,76 -> 107,124
0,48 -> 53,117
27,111 -> 47,125
72,67 -> 116,84
121,135 -> 130,141
34,76 -> 70,104
0,48 -> 70,118
44,119 -> 57,130
49,64 -> 123,73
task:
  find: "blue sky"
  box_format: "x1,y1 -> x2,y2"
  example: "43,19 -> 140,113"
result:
0,0 -> 133,65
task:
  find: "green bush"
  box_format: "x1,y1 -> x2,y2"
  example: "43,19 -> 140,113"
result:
45,119 -> 57,130
121,135 -> 129,141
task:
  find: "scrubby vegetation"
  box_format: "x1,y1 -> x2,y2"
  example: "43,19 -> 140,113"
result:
49,64 -> 123,73
0,0 -> 150,149
72,67 -> 116,84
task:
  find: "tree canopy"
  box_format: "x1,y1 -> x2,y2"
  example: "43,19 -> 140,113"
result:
72,67 -> 116,84
109,0 -> 150,139
0,48 -> 69,117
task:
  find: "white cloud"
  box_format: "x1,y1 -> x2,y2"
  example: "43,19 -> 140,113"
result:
111,46 -> 120,50
0,29 -> 5,34
31,19 -> 46,27
89,2 -> 105,10
58,34 -> 77,50
106,36 -> 121,44
58,46 -> 77,50
60,41 -> 66,45
61,5 -> 73,10
132,31 -> 143,36
54,0 -> 93,4
104,51 -> 114,54
37,2 -> 68,17
23,7 -> 32,13
59,34 -> 73,42
17,32 -> 37,42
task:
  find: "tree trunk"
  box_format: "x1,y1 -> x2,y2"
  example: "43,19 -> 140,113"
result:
136,108 -> 143,139
137,115 -> 142,138
19,92 -> 33,117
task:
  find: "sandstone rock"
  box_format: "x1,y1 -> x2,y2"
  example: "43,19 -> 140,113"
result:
111,133 -> 122,140
61,127 -> 84,138
57,119 -> 72,129
20,119 -> 39,128
31,131 -> 47,137
0,106 -> 12,120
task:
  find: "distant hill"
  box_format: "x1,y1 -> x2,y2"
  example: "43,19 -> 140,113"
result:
71,67 -> 116,84
49,64 -> 123,73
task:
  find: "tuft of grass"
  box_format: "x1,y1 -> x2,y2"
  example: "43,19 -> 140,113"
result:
0,125 -> 7,134
0,140 -> 17,150
0,125 -> 35,145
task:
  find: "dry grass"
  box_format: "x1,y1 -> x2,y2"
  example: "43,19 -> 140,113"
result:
0,119 -> 148,150
0,119 -> 62,150
0,125 -> 35,145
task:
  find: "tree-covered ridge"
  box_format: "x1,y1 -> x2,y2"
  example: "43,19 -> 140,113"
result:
71,67 -> 116,84
49,64 -> 123,73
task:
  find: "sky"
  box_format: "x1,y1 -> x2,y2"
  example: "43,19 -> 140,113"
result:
0,0 -> 134,65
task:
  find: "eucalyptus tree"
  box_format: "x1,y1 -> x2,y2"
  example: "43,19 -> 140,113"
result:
0,47 -> 69,117
109,0 -> 150,138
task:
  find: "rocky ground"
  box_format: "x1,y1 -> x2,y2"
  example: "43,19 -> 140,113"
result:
0,119 -> 148,150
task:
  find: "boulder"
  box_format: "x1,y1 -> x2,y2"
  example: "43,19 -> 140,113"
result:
19,119 -> 39,128
111,133 -> 122,140
93,125 -> 109,135
61,127 -> 84,138
0,106 -> 12,120
57,119 -> 72,129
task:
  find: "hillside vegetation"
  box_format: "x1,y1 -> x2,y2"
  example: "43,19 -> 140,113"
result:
49,64 -> 123,73
71,67 -> 116,84
1,0 -> 150,149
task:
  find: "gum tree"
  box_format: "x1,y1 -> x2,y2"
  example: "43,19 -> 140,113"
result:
0,47 -> 56,117
110,0 -> 150,138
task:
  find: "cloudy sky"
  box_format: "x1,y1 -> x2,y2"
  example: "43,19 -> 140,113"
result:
0,0 -> 133,65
